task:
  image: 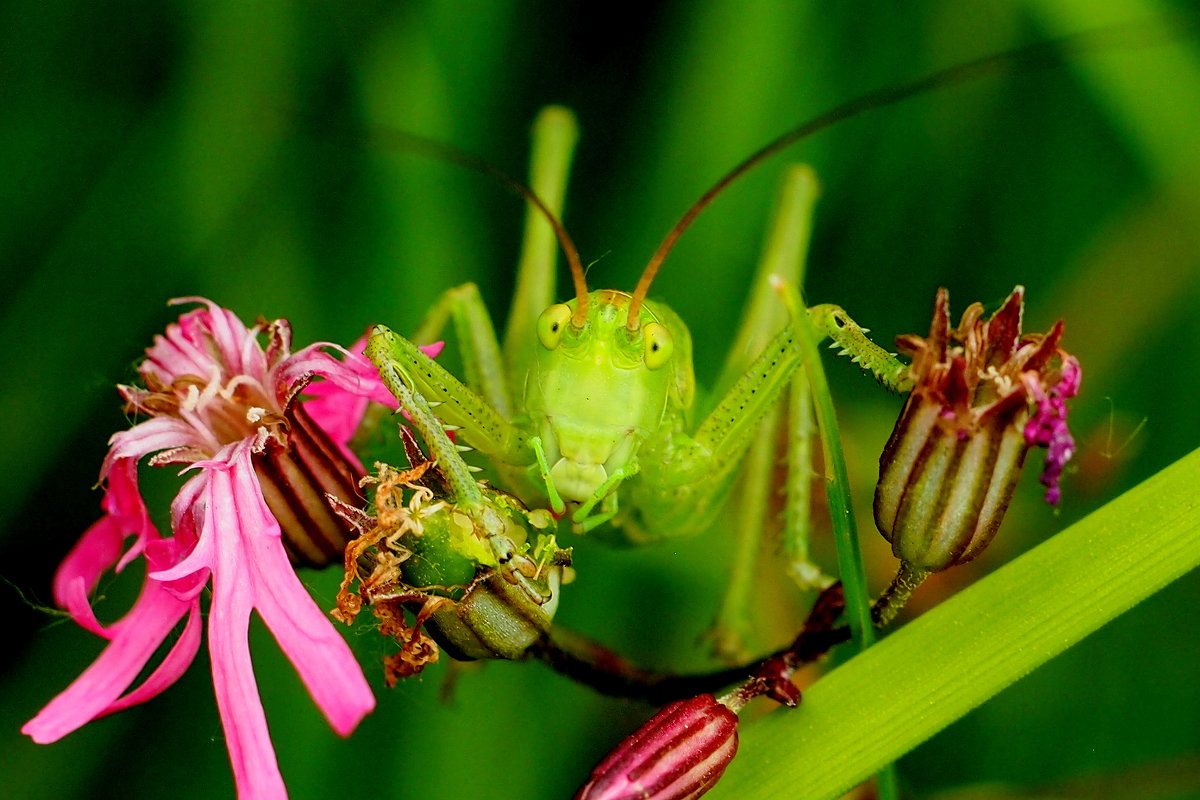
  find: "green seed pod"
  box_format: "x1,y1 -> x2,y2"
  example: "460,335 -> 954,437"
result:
339,462 -> 570,665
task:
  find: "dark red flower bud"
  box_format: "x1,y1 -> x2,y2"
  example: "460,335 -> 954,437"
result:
575,694 -> 739,800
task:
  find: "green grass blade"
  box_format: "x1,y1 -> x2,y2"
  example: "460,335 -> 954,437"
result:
792,295 -> 874,650
791,283 -> 898,800
712,445 -> 1200,799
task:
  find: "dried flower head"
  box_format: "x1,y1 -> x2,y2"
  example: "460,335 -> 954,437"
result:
876,286 -> 1080,573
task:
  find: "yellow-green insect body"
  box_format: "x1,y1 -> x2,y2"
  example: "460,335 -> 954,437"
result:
527,291 -> 693,509
365,108 -> 814,547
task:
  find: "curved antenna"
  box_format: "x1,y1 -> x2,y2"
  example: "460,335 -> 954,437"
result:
626,20 -> 1184,329
361,126 -> 590,322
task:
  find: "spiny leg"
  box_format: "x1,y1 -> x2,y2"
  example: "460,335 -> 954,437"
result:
365,326 -> 533,472
784,372 -> 832,590
708,401 -> 784,662
706,165 -> 826,659
808,303 -> 912,392
411,283 -> 515,419
365,334 -> 484,509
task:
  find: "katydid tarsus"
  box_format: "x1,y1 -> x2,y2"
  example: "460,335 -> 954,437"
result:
363,24 -> 1170,656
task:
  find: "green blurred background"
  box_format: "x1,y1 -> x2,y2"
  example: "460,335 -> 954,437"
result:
2,1 -> 1198,798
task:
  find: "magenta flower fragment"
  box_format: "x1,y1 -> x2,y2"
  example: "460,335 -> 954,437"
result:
1023,354 -> 1081,505
23,299 -> 436,799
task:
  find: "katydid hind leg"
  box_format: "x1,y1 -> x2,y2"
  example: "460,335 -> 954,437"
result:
701,166 -> 824,656
706,403 -> 782,661
783,371 -> 833,590
503,106 -> 580,382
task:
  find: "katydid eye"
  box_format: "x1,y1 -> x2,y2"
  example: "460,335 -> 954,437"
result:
643,321 -> 673,369
537,304 -> 573,350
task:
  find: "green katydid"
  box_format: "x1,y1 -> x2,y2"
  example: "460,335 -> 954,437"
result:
361,31 -> 1065,543
365,108 -> 815,548
363,107 -> 834,659
362,25 -> 1162,656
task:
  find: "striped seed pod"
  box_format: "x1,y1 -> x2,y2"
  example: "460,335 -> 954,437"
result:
876,286 -> 1079,571
575,694 -> 739,800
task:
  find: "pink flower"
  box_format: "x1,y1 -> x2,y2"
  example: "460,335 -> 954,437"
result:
22,298 -> 437,799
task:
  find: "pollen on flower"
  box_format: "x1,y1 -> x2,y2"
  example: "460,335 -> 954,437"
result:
181,382 -> 201,412
246,406 -> 267,423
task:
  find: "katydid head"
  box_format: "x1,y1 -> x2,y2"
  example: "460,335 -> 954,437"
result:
526,290 -> 691,505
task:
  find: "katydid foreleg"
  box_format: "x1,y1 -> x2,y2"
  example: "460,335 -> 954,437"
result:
808,303 -> 912,393
365,324 -> 537,483
410,283 -> 515,418
344,340 -> 571,665
705,165 -> 830,658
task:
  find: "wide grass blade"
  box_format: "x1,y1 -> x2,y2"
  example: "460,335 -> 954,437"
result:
712,445 -> 1200,799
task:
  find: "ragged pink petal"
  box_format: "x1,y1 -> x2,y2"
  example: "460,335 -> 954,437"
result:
104,417 -> 206,478
207,510 -> 289,800
167,297 -> 267,380
286,337 -> 443,460
22,579 -> 197,744
223,447 -> 375,734
282,345 -> 396,409
299,383 -> 372,465
169,469 -> 208,552
227,445 -> 374,732
52,458 -> 156,636
202,449 -> 296,800
104,604 -> 203,715
148,503 -> 217,585
148,459 -> 224,589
